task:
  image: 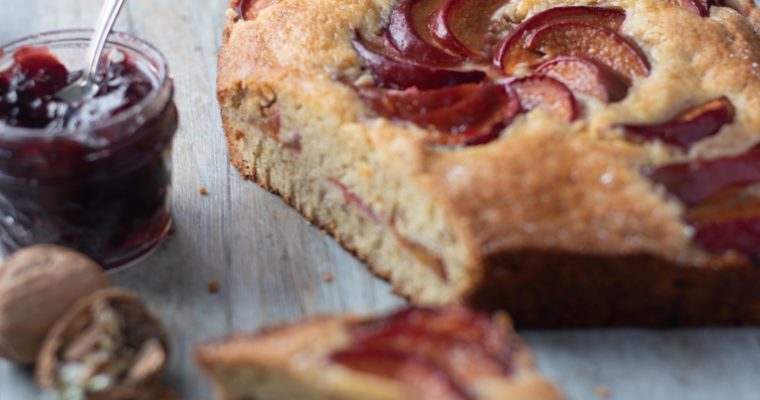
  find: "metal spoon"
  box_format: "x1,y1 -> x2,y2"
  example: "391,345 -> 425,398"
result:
56,0 -> 127,103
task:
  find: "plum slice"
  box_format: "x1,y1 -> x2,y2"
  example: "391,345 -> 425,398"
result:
351,36 -> 485,90
692,218 -> 760,257
526,22 -> 650,81
357,83 -> 519,145
348,307 -> 514,384
648,148 -> 760,258
357,84 -> 481,118
505,75 -> 578,122
348,325 -> 509,385
388,0 -> 464,65
332,307 -> 518,399
232,0 -> 252,19
677,0 -> 728,16
407,84 -> 521,145
646,147 -> 760,207
685,194 -> 760,257
677,0 -> 742,17
623,97 -> 735,149
331,349 -> 470,400
430,0 -> 510,58
231,0 -> 278,20
495,6 -> 626,74
678,0 -> 711,16
357,307 -> 513,360
535,56 -> 629,103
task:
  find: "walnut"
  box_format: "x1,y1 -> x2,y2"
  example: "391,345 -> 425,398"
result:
0,245 -> 109,364
36,289 -> 172,400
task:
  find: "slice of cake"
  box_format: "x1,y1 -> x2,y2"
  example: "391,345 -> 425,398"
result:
196,306 -> 563,400
219,0 -> 760,327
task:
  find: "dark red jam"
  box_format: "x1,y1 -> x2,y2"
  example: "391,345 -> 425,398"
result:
0,33 -> 177,269
0,47 -> 155,130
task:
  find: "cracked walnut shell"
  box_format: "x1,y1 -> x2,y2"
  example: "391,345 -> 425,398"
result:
36,288 -> 171,400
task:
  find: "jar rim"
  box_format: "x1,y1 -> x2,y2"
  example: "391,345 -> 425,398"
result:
0,29 -> 172,144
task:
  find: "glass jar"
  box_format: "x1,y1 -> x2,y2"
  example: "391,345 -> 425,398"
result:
0,30 -> 178,269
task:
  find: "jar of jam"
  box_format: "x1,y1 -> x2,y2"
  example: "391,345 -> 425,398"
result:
0,30 -> 178,269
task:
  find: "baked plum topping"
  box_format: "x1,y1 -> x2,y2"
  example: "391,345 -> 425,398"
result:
408,84 -> 519,145
351,35 -> 485,90
535,56 -> 629,103
505,75 -> 578,122
233,0 -> 252,19
677,0 -> 730,16
350,2 -> 755,259
0,40 -> 177,269
388,0 -> 465,66
359,83 -> 520,145
372,307 -> 499,339
357,84 -> 482,118
346,331 -> 504,388
351,307 -> 514,373
495,6 -> 626,74
686,194 -> 760,257
351,4 -> 653,146
623,97 -> 734,149
677,1 -> 748,17
646,147 -> 760,207
332,307 -> 514,399
231,0 -> 279,20
430,0 -> 510,58
525,22 -> 650,81
647,148 -> 760,258
331,349 -> 470,400
692,218 -> 760,257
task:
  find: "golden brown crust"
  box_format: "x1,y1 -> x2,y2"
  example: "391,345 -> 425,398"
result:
218,0 -> 760,326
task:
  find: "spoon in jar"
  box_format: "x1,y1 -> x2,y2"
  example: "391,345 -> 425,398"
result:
56,0 -> 127,103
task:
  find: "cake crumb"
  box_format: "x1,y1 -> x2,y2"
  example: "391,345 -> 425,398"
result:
321,272 -> 334,283
353,73 -> 375,87
595,387 -> 612,398
199,187 -> 209,196
208,280 -> 221,294
493,311 -> 514,331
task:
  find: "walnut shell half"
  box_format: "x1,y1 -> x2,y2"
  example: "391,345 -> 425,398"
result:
36,288 -> 172,400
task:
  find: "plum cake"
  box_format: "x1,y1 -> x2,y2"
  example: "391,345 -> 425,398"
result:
196,307 -> 563,400
219,0 -> 760,327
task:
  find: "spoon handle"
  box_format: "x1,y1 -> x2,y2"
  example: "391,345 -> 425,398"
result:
82,0 -> 127,82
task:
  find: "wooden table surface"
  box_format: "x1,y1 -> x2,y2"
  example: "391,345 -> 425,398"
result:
1,1 -> 760,399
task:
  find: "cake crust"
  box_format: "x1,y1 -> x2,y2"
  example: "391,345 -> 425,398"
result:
218,0 -> 760,327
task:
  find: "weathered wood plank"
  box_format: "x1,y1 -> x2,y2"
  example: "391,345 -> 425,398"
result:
0,1 -> 759,400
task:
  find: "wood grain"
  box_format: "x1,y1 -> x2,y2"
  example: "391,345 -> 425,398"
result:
1,1 -> 759,399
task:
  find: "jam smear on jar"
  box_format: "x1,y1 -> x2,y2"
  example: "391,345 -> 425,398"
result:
0,44 -> 178,269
